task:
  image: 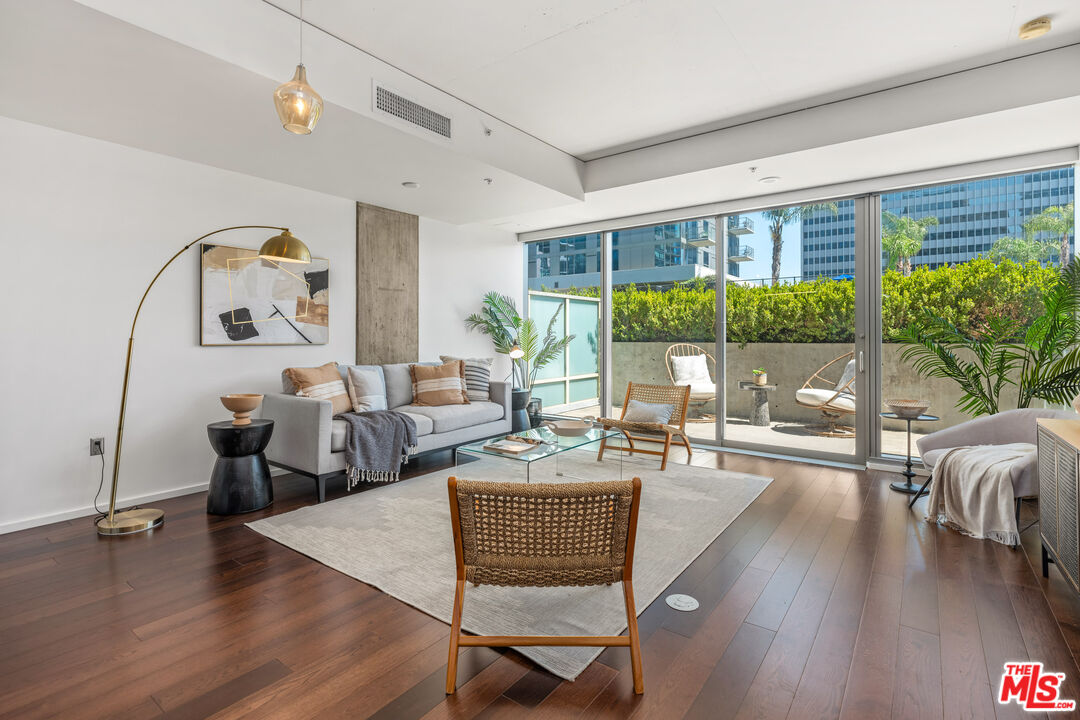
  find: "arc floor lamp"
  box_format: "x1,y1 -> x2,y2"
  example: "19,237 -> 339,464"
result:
97,226 -> 312,536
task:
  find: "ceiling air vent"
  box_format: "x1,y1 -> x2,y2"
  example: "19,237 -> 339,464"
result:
374,84 -> 452,140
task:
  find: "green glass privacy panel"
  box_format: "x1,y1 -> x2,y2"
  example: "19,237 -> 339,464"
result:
531,295 -> 566,382
569,377 -> 598,404
567,299 -> 599,377
531,381 -> 565,408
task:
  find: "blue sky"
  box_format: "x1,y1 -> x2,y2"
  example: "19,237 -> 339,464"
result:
728,211 -> 802,282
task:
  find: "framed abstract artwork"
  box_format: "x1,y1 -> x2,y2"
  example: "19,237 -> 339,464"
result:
200,243 -> 329,345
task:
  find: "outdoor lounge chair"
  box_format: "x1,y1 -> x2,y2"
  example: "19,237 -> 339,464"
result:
445,476 -> 644,694
795,351 -> 856,437
664,343 -> 716,422
596,382 -> 692,470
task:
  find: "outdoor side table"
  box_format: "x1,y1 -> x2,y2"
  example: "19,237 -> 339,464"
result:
881,412 -> 938,496
738,381 -> 776,426
206,419 -> 274,514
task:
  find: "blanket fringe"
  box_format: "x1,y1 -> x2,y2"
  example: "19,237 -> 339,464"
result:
346,445 -> 418,491
930,512 -> 1021,547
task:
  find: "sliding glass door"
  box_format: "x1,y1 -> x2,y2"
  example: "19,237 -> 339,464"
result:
720,198 -> 869,463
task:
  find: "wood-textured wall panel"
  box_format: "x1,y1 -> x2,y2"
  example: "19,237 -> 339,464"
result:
356,202 -> 418,365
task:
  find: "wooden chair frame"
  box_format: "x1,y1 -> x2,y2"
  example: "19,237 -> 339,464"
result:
596,382 -> 692,471
664,343 -> 717,423
446,476 -> 644,694
795,351 -> 856,437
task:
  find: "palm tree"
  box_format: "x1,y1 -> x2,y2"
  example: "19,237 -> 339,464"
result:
882,212 -> 938,275
989,234 -> 1054,265
1024,202 -> 1075,268
762,203 -> 838,285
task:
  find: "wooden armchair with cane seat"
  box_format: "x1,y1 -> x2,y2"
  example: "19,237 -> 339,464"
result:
794,351 -> 857,437
446,476 -> 644,694
596,382 -> 692,471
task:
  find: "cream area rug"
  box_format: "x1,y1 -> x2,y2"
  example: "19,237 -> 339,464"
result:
247,449 -> 771,680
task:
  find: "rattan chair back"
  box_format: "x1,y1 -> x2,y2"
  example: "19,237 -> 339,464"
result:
449,479 -> 640,588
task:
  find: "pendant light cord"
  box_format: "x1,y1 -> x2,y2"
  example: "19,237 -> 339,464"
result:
299,0 -> 304,66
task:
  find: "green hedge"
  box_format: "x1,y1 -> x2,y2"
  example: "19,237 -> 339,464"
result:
552,258 -> 1056,343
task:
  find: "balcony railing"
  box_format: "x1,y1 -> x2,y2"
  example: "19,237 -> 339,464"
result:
729,244 -> 754,262
727,216 -> 754,235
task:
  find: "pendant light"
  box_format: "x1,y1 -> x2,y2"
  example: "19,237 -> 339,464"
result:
273,0 -> 323,134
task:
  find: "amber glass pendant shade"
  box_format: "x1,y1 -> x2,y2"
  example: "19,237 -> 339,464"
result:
273,65 -> 323,135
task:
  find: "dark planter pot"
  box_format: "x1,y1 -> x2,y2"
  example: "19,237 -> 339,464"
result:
510,389 -> 531,432
527,398 -> 544,428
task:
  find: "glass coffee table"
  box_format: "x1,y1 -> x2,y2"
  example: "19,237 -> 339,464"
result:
454,426 -> 623,483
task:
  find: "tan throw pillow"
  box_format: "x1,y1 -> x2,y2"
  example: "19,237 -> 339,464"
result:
284,362 -> 351,415
410,361 -> 469,406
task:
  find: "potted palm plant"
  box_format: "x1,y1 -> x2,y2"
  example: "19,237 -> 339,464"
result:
465,292 -> 575,430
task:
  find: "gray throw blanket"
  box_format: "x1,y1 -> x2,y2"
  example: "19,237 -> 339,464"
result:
339,410 -> 417,488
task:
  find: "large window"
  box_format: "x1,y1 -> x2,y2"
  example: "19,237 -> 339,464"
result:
876,166 -> 1076,457
521,161 -> 1076,465
526,234 -> 602,414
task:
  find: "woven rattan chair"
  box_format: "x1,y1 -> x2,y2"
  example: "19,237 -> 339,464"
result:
596,382 -> 692,471
446,477 -> 644,694
665,343 -> 717,422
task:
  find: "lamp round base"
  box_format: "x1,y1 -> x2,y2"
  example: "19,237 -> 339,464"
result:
96,508 -> 165,536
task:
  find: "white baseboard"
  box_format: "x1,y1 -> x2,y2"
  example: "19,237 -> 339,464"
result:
0,481 -> 210,535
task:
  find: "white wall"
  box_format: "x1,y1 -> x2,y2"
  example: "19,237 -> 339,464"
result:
418,218 -> 522,382
0,117 -> 356,533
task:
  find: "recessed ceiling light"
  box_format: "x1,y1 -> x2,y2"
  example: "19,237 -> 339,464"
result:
758,176 -> 781,184
1019,16 -> 1051,40
401,181 -> 419,189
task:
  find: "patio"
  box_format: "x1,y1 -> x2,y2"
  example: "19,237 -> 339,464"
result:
559,403 -> 925,459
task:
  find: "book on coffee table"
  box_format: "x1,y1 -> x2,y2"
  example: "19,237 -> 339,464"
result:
482,439 -> 539,455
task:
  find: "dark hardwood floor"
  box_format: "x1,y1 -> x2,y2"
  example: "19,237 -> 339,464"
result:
2,447 -> 1079,719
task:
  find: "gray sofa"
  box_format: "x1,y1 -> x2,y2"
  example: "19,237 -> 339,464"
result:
260,361 -> 511,502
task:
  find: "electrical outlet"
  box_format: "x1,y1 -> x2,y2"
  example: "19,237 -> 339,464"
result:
90,437 -> 104,456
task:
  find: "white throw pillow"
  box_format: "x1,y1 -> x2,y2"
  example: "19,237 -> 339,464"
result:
671,354 -> 711,386
345,365 -> 388,413
623,399 -> 675,424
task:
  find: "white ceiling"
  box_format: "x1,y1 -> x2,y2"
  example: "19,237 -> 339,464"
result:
268,0 -> 1080,159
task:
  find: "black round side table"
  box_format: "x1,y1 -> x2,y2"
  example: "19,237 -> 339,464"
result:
881,412 -> 938,496
206,419 -> 274,514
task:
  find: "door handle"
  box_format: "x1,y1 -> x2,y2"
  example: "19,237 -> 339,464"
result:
859,351 -> 864,372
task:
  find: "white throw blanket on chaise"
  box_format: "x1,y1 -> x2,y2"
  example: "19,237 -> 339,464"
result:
925,442 -> 1035,546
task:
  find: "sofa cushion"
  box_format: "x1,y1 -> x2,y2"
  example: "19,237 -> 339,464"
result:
331,411 -> 433,451
382,362 -> 440,409
285,362 -> 351,416
344,365 -> 387,412
795,388 -> 855,413
397,401 -> 504,434
411,361 -> 469,406
440,355 -> 494,402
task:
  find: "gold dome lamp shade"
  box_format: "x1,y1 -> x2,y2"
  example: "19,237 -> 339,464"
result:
259,228 -> 311,263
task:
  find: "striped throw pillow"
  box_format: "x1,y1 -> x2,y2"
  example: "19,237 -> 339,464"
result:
440,355 -> 493,402
410,361 -> 469,406
284,362 -> 351,416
